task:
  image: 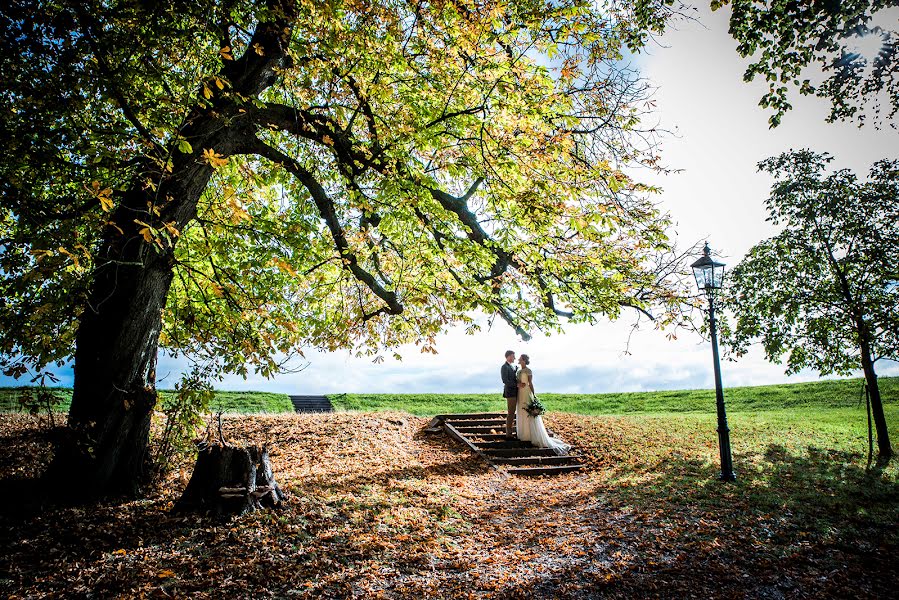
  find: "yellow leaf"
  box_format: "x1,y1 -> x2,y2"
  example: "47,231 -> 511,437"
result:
202,148 -> 229,168
322,135 -> 334,146
113,549 -> 127,556
203,84 -> 213,99
88,180 -> 115,212
30,248 -> 53,261
157,570 -> 175,578
163,222 -> 180,238
57,246 -> 79,268
219,46 -> 233,60
253,43 -> 264,56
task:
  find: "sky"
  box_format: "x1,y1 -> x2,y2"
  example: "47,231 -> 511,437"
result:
4,5 -> 897,394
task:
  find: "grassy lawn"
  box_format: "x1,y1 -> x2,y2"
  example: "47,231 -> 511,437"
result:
0,388 -> 292,414
3,376 -> 895,418
202,390 -> 294,413
331,375 -> 898,415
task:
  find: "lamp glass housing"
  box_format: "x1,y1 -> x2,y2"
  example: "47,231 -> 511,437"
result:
691,243 -> 725,293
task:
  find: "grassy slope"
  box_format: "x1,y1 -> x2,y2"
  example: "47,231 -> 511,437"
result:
1,376 -> 895,416
331,376 -> 898,415
0,388 -> 292,414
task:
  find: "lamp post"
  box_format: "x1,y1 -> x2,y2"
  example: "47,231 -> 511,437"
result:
691,242 -> 736,482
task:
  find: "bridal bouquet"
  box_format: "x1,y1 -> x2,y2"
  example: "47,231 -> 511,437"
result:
525,396 -> 546,417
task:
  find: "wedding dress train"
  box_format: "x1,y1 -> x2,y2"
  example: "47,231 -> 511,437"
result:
515,369 -> 570,454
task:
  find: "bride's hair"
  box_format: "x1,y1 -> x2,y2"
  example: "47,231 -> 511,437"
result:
519,354 -> 530,365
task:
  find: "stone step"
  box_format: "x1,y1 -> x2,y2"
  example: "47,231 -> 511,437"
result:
430,412 -> 585,477
472,439 -> 536,449
482,447 -> 560,457
439,412 -> 506,421
445,419 -> 508,428
464,433 -> 510,442
491,455 -> 580,466
507,464 -> 584,476
289,395 -> 333,414
452,425 -> 508,434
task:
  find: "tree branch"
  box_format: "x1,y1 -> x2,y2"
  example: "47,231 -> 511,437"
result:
240,136 -> 403,319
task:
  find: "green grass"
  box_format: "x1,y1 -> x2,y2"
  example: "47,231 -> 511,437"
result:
0,387 -> 73,413
331,376 -> 898,415
202,390 -> 293,413
566,405 -> 899,578
2,376 -> 895,416
0,387 -> 292,414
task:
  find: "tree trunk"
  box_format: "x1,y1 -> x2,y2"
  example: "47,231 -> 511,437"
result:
40,12 -> 293,501
175,444 -> 286,517
859,340 -> 892,461
43,182 -> 205,498
44,115 -> 232,498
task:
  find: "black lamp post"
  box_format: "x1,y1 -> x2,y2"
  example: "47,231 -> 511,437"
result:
691,242 -> 736,482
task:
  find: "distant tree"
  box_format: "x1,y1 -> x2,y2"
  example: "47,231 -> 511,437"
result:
0,0 -> 687,498
712,0 -> 899,127
722,150 -> 898,460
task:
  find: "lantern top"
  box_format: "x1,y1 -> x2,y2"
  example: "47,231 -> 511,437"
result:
690,242 -> 725,271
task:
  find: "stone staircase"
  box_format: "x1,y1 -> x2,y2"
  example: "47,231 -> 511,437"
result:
289,395 -> 333,413
426,412 -> 584,476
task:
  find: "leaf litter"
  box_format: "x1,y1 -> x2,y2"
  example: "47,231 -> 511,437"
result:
0,411 -> 897,598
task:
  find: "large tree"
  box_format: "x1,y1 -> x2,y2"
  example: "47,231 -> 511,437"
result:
722,150 -> 898,460
712,0 -> 899,127
0,0 -> 686,498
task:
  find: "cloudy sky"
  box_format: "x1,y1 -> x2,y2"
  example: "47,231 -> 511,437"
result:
5,5 -> 897,394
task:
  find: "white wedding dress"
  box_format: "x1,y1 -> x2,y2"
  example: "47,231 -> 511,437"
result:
515,368 -> 570,454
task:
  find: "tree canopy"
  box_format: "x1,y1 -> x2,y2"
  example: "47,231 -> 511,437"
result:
1,0 -> 686,383
723,150 -> 898,373
713,0 -> 899,127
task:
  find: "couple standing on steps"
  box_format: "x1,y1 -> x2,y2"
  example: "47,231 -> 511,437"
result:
501,350 -> 570,454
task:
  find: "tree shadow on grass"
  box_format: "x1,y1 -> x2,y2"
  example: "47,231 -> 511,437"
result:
483,443 -> 899,599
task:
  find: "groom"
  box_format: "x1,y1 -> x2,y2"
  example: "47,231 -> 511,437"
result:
501,350 -> 519,439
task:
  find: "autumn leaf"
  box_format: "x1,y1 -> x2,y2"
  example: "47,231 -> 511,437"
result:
133,219 -> 155,243
88,181 -> 115,212
30,248 -> 53,261
201,148 -> 229,168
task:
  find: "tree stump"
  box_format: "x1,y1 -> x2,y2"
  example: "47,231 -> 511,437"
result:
175,444 -> 285,517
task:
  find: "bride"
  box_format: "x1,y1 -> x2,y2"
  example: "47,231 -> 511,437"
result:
515,354 -> 570,454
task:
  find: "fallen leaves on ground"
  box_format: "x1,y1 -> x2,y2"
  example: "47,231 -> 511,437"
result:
0,411 -> 897,598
